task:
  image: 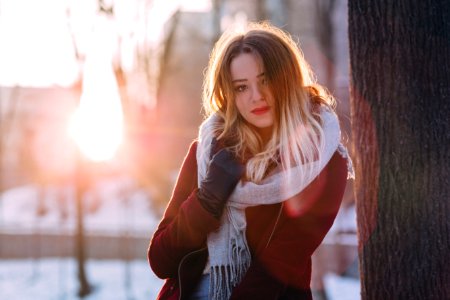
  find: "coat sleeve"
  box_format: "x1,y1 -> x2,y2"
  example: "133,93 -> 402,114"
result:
148,141 -> 221,279
231,151 -> 348,298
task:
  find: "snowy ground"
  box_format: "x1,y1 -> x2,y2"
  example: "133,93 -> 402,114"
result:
0,259 -> 360,300
324,273 -> 360,300
1,178 -> 164,299
0,258 -> 359,300
0,178 -> 360,299
0,177 -> 160,237
0,258 -> 163,300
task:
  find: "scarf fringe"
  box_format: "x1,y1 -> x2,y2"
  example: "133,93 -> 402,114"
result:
209,208 -> 252,300
209,237 -> 251,300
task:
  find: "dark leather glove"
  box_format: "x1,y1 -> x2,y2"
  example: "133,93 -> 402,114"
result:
197,146 -> 244,219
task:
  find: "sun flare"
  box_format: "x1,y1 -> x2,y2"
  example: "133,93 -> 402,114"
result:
69,18 -> 124,162
69,95 -> 123,162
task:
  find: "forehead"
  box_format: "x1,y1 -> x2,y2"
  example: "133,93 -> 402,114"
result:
230,53 -> 264,80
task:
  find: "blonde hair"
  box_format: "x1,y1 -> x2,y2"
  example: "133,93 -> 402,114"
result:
202,22 -> 336,182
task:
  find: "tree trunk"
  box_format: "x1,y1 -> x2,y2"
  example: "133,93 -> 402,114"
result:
75,154 -> 92,297
212,0 -> 222,43
348,1 -> 450,299
256,0 -> 267,21
315,0 -> 337,92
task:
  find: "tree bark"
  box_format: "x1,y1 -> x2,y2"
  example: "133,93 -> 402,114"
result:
348,1 -> 450,299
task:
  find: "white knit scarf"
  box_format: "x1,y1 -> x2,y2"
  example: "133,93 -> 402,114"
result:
196,109 -> 353,300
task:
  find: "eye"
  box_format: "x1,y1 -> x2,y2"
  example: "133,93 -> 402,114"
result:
261,77 -> 268,86
234,85 -> 247,93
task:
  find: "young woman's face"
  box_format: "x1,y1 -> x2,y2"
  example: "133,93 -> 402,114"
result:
230,53 -> 275,140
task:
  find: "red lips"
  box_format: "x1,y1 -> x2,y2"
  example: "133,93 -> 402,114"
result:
251,106 -> 270,115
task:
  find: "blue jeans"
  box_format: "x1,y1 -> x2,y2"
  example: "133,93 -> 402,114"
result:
190,274 -> 210,300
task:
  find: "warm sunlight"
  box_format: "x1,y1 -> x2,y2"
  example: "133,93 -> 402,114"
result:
69,17 -> 123,162
69,94 -> 123,162
0,0 -> 79,87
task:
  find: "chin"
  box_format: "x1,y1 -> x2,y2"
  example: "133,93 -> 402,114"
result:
253,120 -> 273,129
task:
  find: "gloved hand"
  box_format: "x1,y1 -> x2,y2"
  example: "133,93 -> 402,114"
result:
197,143 -> 244,219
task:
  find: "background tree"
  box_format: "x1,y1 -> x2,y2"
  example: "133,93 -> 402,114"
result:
212,0 -> 224,43
315,0 -> 337,92
348,1 -> 449,299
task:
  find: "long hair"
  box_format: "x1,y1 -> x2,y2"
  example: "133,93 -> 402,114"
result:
202,22 -> 336,182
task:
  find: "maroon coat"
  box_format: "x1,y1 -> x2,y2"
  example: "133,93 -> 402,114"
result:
148,141 -> 348,299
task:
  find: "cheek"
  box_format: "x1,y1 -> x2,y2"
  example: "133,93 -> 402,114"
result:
234,96 -> 246,116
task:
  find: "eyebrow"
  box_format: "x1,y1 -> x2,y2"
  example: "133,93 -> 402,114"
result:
232,72 -> 265,83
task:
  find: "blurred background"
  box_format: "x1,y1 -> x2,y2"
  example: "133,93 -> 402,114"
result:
0,0 -> 358,299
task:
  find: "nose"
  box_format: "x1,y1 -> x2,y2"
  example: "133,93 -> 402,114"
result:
251,84 -> 264,102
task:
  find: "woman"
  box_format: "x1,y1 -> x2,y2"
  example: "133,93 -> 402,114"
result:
148,22 -> 353,300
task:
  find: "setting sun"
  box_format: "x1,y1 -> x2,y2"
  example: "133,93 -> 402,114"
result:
69,17 -> 123,162
69,93 -> 123,162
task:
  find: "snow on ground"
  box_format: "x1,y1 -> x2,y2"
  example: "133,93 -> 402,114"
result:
0,258 -> 163,300
0,177 -> 160,236
0,178 -> 164,299
0,258 -> 360,300
324,273 -> 360,300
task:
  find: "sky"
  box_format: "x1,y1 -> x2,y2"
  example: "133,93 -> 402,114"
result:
0,0 -> 79,87
0,0 -> 211,87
